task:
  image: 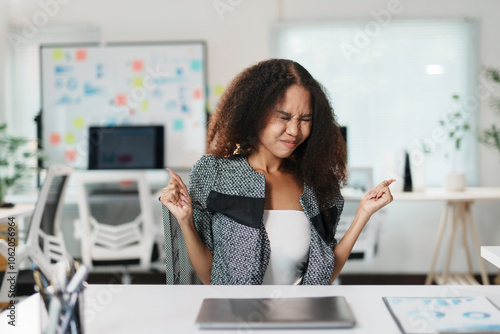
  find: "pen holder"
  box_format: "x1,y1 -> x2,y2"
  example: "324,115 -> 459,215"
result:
43,283 -> 87,334
41,263 -> 89,334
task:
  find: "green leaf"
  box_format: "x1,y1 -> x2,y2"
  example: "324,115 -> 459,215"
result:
487,68 -> 500,83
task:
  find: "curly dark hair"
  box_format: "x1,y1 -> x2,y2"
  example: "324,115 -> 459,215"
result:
207,59 -> 347,210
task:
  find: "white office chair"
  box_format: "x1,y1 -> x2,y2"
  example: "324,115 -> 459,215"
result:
337,167 -> 382,262
0,165 -> 73,302
75,171 -> 161,283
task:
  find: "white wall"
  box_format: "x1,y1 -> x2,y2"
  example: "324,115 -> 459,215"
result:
5,0 -> 500,274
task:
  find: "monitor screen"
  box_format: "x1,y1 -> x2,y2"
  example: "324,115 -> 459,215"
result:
88,126 -> 164,169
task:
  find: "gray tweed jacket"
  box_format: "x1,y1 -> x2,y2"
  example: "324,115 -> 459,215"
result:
189,154 -> 345,285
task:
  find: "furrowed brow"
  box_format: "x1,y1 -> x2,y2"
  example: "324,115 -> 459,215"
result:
275,110 -> 291,116
275,110 -> 312,117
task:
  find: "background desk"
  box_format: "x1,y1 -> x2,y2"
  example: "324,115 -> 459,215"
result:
0,203 -> 35,223
0,203 -> 35,245
344,187 -> 500,285
83,284 -> 500,334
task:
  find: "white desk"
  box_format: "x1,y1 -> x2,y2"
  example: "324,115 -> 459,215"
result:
482,246 -> 500,269
0,203 -> 35,223
0,203 -> 35,241
344,187 -> 500,285
80,285 -> 500,334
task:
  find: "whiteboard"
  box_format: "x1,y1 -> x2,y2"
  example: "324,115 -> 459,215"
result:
40,42 -> 207,169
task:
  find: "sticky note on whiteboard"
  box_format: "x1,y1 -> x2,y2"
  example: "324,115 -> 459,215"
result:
50,133 -> 61,145
65,149 -> 77,162
53,49 -> 63,60
132,60 -> 144,72
173,119 -> 184,131
191,59 -> 202,71
193,89 -> 202,100
133,77 -> 143,87
65,133 -> 75,144
74,117 -> 85,129
76,49 -> 87,61
115,94 -> 127,106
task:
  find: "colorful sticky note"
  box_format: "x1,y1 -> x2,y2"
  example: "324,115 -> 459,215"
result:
132,77 -> 143,87
65,149 -> 77,162
191,59 -> 202,71
214,85 -> 225,96
74,117 -> 85,129
115,94 -> 127,106
141,100 -> 149,111
129,109 -> 136,116
53,49 -> 63,60
173,119 -> 184,131
75,49 -> 87,61
65,133 -> 75,144
193,89 -> 202,100
50,133 -> 61,145
132,60 -> 144,72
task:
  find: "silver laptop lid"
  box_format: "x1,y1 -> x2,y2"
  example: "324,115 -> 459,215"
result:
195,296 -> 356,330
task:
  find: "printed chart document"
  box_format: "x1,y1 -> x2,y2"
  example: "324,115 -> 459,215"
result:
383,296 -> 500,334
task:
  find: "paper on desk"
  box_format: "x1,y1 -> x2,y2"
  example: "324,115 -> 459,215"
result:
383,296 -> 500,334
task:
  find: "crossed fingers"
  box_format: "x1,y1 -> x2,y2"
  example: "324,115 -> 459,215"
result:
160,168 -> 191,208
367,179 -> 396,200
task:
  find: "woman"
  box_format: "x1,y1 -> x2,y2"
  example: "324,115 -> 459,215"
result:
160,59 -> 394,285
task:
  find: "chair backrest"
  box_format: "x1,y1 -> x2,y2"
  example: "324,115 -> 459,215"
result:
162,205 -> 202,284
25,165 -> 73,280
76,171 -> 156,270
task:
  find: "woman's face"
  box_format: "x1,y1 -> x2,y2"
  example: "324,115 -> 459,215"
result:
256,85 -> 312,159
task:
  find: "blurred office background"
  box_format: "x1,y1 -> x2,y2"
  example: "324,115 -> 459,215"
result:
1,0 -> 499,284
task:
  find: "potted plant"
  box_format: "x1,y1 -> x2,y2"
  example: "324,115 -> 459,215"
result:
478,67 -> 500,159
0,124 -> 37,207
439,94 -> 471,191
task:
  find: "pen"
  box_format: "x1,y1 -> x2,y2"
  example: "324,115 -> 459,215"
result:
33,270 -> 51,309
57,291 -> 79,334
45,296 -> 62,334
66,265 -> 89,294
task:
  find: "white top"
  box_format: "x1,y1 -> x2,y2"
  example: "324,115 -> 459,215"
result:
261,210 -> 311,285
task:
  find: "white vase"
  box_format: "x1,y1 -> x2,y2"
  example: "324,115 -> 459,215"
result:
444,172 -> 466,191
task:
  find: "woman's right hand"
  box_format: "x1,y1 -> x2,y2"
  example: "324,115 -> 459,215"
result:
160,168 -> 193,226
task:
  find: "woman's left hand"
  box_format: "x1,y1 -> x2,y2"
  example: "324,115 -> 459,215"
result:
359,179 -> 396,217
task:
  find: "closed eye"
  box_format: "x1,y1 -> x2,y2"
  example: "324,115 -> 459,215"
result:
276,110 -> 312,122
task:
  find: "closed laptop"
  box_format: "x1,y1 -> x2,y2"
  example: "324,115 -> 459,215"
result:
195,296 -> 356,330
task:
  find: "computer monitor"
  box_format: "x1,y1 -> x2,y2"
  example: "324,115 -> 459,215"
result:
88,126 -> 164,169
